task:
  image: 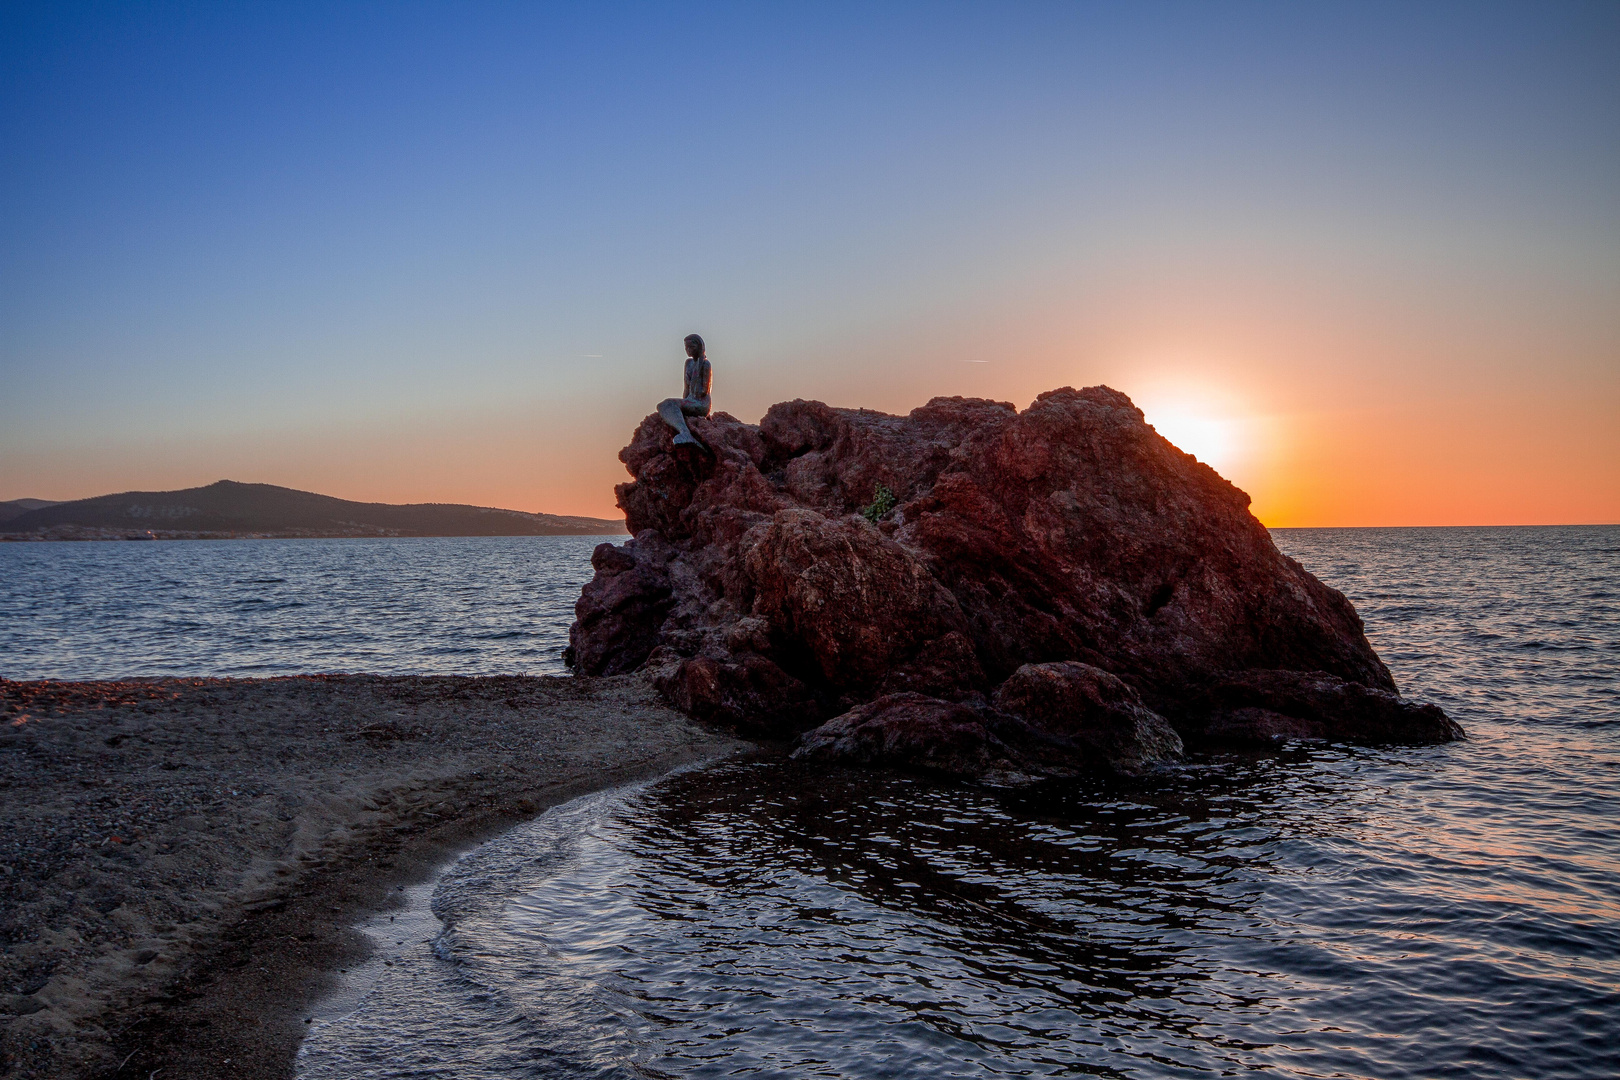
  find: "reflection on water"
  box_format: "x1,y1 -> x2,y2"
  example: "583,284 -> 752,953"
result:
181,525 -> 1611,1079
300,735 -> 1619,1079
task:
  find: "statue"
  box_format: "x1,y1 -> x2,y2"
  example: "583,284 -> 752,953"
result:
658,333 -> 712,447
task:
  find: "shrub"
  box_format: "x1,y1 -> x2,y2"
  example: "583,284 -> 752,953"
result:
861,483 -> 897,524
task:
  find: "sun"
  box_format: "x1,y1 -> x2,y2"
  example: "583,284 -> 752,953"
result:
1132,392 -> 1250,477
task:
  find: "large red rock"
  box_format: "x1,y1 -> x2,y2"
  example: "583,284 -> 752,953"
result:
567,388 -> 1461,761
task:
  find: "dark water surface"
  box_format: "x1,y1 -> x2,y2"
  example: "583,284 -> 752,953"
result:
3,529 -> 1616,1077
290,526 -> 1619,1079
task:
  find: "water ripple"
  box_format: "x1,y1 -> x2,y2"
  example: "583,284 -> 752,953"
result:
6,528 -> 1616,1078
0,535 -> 619,678
291,526 -> 1620,1079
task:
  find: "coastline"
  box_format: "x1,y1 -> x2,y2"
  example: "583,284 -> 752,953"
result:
0,528 -> 630,542
0,673 -> 748,1080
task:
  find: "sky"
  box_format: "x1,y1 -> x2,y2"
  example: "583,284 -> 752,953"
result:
2,1 -> 1616,526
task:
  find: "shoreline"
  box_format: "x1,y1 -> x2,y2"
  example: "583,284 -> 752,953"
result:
0,530 -> 630,542
295,762 -> 717,1074
0,673 -> 749,1080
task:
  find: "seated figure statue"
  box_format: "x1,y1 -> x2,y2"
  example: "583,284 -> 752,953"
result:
659,333 -> 712,447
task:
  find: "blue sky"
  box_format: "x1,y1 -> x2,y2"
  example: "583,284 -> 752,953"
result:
3,2 -> 1616,522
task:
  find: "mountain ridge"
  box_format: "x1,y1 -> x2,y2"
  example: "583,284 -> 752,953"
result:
0,498 -> 62,524
0,480 -> 625,539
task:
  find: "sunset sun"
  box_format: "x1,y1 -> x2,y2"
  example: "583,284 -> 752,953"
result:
1138,400 -> 1246,474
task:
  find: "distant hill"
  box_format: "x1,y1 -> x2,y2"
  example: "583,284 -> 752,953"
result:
0,481 -> 625,539
0,498 -> 61,524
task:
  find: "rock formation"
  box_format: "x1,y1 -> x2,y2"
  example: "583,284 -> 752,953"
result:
567,387 -> 1462,778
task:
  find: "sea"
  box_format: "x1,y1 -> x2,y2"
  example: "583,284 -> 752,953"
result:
2,528 -> 1616,1079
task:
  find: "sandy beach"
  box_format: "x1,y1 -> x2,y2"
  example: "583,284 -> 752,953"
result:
0,673 -> 748,1080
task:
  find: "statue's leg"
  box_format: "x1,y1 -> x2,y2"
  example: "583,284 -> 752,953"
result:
659,398 -> 699,446
679,401 -> 712,448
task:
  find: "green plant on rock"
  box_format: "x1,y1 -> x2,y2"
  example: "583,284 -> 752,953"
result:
861,483 -> 897,524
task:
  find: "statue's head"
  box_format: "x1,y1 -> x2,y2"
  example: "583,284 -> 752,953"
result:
684,333 -> 706,359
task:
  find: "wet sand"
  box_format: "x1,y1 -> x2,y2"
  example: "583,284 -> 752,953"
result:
0,674 -> 747,1080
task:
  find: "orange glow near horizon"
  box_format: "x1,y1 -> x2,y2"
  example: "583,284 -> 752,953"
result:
5,254 -> 1616,529
8,155 -> 1616,528
9,367 -> 1616,529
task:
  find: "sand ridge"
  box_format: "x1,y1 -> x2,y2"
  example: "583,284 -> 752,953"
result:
0,673 -> 747,1079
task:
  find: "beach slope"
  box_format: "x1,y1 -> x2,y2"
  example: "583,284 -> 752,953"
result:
0,673 -> 745,1080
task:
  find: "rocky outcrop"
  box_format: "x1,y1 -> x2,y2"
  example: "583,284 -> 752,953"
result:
990,661 -> 1187,773
567,387 -> 1460,777
1178,668 -> 1463,745
793,663 -> 1188,780
792,693 -> 1013,778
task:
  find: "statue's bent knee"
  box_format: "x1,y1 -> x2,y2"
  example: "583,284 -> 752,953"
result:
659,398 -> 703,447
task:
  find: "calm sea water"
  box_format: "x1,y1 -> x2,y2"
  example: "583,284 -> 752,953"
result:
0,535 -> 619,679
4,529 -> 1617,1077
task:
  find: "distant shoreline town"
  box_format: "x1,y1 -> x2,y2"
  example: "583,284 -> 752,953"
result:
0,480 -> 626,541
